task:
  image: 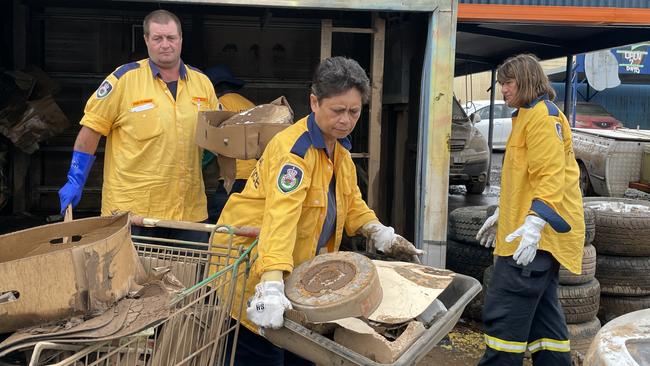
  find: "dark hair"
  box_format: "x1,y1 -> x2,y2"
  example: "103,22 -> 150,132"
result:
143,10 -> 182,37
496,53 -> 556,108
311,57 -> 370,103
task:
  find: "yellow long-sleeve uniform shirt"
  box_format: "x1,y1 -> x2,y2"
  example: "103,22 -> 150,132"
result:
80,59 -> 218,221
495,96 -> 584,274
212,114 -> 378,332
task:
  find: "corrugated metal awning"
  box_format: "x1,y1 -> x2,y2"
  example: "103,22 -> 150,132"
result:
125,0 -> 450,12
460,0 -> 650,8
455,3 -> 650,75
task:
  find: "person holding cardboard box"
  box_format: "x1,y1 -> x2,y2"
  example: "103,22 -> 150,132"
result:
202,64 -> 257,222
57,9 -> 218,243
213,56 -> 423,365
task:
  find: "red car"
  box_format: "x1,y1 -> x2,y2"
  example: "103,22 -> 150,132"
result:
558,102 -> 623,129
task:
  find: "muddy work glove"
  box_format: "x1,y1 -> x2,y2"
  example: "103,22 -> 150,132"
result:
476,207 -> 499,248
246,271 -> 292,329
58,151 -> 95,215
359,222 -> 424,258
506,215 -> 547,266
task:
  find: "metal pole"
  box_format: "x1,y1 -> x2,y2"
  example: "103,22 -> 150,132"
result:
486,68 -> 496,186
563,55 -> 572,117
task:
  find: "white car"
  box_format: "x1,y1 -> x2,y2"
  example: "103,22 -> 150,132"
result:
464,100 -> 515,150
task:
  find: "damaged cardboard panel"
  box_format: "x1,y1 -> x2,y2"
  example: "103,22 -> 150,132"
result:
334,319 -> 425,364
0,214 -> 146,333
195,96 -> 293,161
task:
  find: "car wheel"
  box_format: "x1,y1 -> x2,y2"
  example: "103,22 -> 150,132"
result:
578,162 -> 594,197
465,181 -> 487,195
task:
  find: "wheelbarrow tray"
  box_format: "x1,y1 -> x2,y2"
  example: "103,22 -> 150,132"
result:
263,273 -> 481,366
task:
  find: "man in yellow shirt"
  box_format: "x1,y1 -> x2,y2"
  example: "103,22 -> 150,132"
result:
58,9 -> 218,243
202,64 -> 257,222
476,54 -> 584,366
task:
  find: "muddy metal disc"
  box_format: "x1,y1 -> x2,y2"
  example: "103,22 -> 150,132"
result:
285,252 -> 382,322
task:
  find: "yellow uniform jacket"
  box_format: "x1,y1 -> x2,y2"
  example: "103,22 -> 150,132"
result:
495,96 -> 584,274
81,58 -> 218,221
213,113 -> 378,331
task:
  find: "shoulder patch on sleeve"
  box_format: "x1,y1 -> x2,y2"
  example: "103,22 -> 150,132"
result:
543,100 -> 560,117
290,132 -> 312,159
96,79 -> 114,99
112,62 -> 140,79
277,163 -> 304,193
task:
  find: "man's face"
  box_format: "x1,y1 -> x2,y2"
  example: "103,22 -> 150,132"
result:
144,21 -> 182,69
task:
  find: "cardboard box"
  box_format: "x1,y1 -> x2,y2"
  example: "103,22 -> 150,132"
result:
333,319 -> 425,364
195,96 -> 293,160
0,214 -> 146,333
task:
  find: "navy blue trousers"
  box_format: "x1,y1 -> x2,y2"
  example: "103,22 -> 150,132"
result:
208,179 -> 247,223
479,251 -> 571,366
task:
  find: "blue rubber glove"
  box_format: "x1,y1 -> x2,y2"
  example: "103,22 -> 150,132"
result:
58,151 -> 95,214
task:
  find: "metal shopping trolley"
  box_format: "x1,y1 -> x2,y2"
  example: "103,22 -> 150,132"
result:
16,216 -> 260,366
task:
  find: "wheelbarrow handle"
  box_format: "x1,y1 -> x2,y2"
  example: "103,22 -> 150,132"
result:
129,214 -> 260,237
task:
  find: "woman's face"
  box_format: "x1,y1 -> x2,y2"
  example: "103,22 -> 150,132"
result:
500,78 -> 519,108
310,88 -> 363,143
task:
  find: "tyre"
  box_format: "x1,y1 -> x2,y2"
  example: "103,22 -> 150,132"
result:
558,279 -> 600,324
583,206 -> 595,246
466,180 -> 487,195
448,205 -> 497,245
598,294 -> 650,324
583,197 -> 650,256
463,266 -> 493,321
596,254 -> 650,296
462,289 -> 484,321
578,161 -> 594,197
446,240 -> 493,282
483,265 -> 494,287
559,244 -> 596,285
567,317 -> 601,356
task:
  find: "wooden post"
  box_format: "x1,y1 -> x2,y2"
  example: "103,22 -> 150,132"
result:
320,19 -> 332,60
416,3 -> 458,268
392,106 -> 408,234
368,15 -> 385,212
12,0 -> 29,213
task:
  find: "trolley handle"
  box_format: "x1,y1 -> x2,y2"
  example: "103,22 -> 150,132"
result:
129,215 -> 260,238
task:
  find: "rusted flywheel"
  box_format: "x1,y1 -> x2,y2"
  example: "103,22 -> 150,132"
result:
285,252 -> 382,322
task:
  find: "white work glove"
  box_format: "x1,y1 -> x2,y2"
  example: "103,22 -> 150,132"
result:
246,281 -> 292,329
359,222 -> 424,258
476,207 -> 499,248
505,215 -> 547,266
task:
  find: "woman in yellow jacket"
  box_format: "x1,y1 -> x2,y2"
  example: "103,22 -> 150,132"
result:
214,56 -> 422,365
476,54 -> 584,366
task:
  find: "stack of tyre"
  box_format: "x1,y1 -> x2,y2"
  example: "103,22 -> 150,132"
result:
558,206 -> 601,357
446,205 -> 497,321
584,197 -> 650,325
447,204 -> 601,358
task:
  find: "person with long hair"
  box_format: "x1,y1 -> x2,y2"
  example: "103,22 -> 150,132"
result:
476,54 -> 585,366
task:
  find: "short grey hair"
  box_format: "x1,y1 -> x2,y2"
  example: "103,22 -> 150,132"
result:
311,57 -> 370,104
143,10 -> 182,37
